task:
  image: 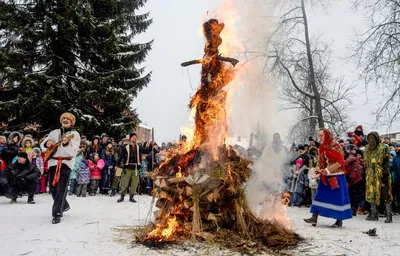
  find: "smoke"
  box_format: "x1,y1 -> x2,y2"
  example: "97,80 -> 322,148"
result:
212,0 -> 294,228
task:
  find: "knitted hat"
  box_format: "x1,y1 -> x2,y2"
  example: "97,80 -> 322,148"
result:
295,158 -> 303,167
60,112 -> 76,126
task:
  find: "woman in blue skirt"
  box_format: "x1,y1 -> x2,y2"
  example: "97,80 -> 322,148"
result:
304,128 -> 352,227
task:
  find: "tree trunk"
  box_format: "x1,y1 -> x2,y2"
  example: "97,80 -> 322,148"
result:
309,97 -> 316,137
301,0 -> 324,129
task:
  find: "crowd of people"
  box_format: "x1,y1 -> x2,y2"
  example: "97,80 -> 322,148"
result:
1,116 -> 399,227
0,117 -> 170,211
285,125 -> 400,225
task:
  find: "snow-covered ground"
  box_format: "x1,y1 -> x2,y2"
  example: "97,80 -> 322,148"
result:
1,194 -> 399,256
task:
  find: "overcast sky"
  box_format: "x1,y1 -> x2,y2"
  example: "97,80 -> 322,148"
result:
133,0 -> 400,143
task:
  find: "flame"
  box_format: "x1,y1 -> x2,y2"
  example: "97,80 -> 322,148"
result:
147,216 -> 180,241
282,192 -> 291,206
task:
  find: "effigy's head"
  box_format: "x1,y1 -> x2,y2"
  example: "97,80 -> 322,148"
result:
203,19 -> 224,50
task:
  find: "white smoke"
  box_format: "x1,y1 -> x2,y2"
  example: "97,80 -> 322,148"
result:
212,0 -> 294,228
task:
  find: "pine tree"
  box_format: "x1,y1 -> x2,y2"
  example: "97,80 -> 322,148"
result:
78,0 -> 153,138
0,0 -> 152,138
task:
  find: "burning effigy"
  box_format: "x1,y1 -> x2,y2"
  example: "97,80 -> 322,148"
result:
135,19 -> 299,254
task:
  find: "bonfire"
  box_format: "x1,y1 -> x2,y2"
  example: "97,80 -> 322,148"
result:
136,19 -> 298,253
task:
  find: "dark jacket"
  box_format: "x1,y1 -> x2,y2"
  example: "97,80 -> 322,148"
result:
5,161 -> 41,185
101,149 -> 115,170
1,132 -> 22,165
121,143 -> 150,167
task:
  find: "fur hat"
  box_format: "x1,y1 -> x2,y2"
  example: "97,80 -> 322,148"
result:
60,112 -> 76,126
21,137 -> 34,148
18,151 -> 29,162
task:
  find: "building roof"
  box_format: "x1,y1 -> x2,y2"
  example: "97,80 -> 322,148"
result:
226,137 -> 250,149
138,123 -> 153,130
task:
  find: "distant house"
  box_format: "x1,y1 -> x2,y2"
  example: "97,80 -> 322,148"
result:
135,124 -> 153,143
226,136 -> 250,149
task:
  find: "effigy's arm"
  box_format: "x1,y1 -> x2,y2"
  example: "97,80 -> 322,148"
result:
217,56 -> 239,67
181,59 -> 202,67
181,56 -> 239,67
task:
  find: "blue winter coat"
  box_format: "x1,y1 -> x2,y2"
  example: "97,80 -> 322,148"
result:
289,166 -> 309,194
76,158 -> 91,185
101,149 -> 115,172
392,155 -> 400,183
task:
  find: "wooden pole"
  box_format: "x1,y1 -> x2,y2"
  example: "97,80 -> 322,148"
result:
151,127 -> 154,171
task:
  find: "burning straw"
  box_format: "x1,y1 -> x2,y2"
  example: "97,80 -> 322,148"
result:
135,19 -> 300,254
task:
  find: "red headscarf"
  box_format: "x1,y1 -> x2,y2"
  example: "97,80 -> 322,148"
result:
318,129 -> 346,184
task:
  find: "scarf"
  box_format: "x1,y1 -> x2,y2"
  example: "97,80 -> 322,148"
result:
318,129 -> 346,184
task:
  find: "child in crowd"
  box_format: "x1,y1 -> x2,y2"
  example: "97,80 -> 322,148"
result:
29,148 -> 44,194
76,156 -> 91,197
89,153 -> 105,196
70,142 -> 86,195
289,158 -> 309,207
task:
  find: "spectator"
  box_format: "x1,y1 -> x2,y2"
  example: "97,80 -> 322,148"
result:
89,153 -> 105,196
100,142 -> 115,195
2,152 -> 40,204
345,145 -> 364,216
76,156 -> 90,197
28,148 -> 44,194
289,158 -> 309,207
0,135 -> 6,154
1,132 -> 22,165
392,144 -> 400,213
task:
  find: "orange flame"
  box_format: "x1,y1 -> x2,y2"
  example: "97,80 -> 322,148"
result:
147,216 -> 180,241
282,192 -> 291,206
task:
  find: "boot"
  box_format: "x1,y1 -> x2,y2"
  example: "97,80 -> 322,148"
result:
332,220 -> 343,228
129,195 -> 137,203
52,216 -> 61,224
352,207 -> 357,216
27,194 -> 35,204
63,203 -> 70,212
117,194 -> 125,203
385,204 -> 393,223
110,189 -> 116,197
304,213 -> 318,226
366,203 -> 379,221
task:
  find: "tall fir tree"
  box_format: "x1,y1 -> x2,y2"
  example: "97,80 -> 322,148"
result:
0,0 -> 152,138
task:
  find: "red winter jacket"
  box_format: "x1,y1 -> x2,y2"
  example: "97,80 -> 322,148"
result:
345,154 -> 363,185
0,158 -> 6,171
89,159 -> 105,180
